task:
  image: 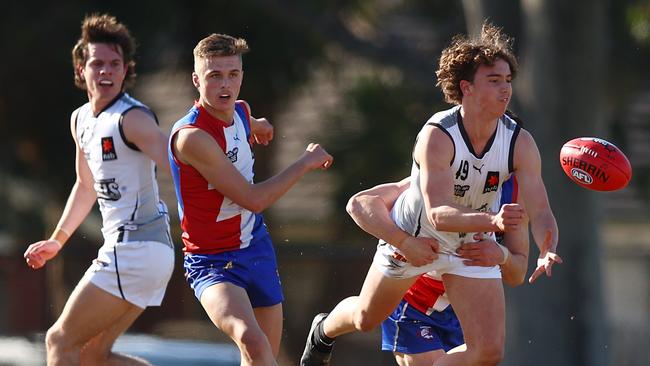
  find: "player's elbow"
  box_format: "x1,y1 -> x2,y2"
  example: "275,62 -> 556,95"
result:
345,195 -> 363,218
246,201 -> 266,214
427,211 -> 445,231
503,261 -> 527,287
237,196 -> 267,213
424,204 -> 449,230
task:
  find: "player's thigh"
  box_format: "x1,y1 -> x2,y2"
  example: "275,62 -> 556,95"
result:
356,264 -> 417,322
442,274 -> 504,347
394,350 -> 445,366
200,282 -> 266,340
51,279 -> 139,346
253,303 -> 283,356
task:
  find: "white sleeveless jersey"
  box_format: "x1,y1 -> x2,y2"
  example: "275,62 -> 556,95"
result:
75,93 -> 171,245
391,106 -> 521,255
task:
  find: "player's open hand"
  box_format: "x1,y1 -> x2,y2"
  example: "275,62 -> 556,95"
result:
457,234 -> 504,267
528,230 -> 563,283
24,239 -> 62,270
493,203 -> 525,232
251,117 -> 274,145
302,143 -> 333,170
400,236 -> 439,267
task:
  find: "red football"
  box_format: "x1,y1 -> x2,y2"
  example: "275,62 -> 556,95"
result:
559,137 -> 632,191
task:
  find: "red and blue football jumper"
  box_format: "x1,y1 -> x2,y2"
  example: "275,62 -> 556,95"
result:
168,100 -> 282,306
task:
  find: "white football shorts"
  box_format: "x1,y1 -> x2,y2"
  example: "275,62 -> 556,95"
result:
81,240 -> 175,309
373,241 -> 501,280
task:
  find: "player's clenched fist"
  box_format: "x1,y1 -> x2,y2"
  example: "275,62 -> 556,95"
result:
251,117 -> 274,145
301,143 -> 333,170
24,239 -> 63,269
492,203 -> 526,232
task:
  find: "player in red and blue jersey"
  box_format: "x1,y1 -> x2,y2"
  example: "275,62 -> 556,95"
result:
168,34 -> 333,365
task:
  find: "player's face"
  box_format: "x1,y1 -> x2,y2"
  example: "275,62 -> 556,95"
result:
80,43 -> 127,104
466,58 -> 512,118
193,55 -> 243,122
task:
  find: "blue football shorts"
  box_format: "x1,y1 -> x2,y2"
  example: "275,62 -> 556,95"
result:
381,299 -> 464,354
184,232 -> 284,308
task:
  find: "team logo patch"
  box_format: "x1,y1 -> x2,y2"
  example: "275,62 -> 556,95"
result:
95,178 -> 121,201
454,184 -> 470,197
419,326 -> 434,340
483,171 -> 499,193
101,137 -> 117,161
226,147 -> 239,163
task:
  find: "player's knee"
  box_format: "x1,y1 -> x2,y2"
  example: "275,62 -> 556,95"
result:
45,325 -> 76,354
479,348 -> 504,366
473,341 -> 504,365
237,328 -> 272,361
352,310 -> 380,332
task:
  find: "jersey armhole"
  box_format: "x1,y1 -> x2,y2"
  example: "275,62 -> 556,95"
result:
119,106 -> 159,151
169,125 -> 200,168
235,100 -> 252,140
508,125 -> 522,173
424,122 -> 456,167
72,108 -> 80,130
71,107 -> 81,142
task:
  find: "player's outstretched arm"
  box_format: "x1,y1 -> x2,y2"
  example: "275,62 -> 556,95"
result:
346,178 -> 439,266
514,130 -> 563,283
121,108 -> 170,175
417,126 -> 525,233
173,128 -> 332,213
24,110 -> 96,269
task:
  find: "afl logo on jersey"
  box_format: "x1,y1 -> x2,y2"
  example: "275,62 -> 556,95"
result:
101,137 -> 118,161
483,171 -> 500,193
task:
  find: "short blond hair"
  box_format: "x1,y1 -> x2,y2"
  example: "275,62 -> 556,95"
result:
436,23 -> 518,105
193,33 -> 249,61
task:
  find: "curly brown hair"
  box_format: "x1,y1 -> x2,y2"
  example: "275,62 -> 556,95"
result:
71,14 -> 137,90
193,33 -> 250,62
436,23 -> 518,105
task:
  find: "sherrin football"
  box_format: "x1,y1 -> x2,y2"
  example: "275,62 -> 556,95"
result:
559,137 -> 632,191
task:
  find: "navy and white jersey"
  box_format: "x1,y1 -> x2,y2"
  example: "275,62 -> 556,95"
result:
391,106 -> 521,255
75,92 -> 171,245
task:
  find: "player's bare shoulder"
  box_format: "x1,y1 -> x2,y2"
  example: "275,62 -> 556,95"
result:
416,123 -> 455,166
122,107 -> 157,128
513,128 -> 541,171
174,126 -> 225,166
